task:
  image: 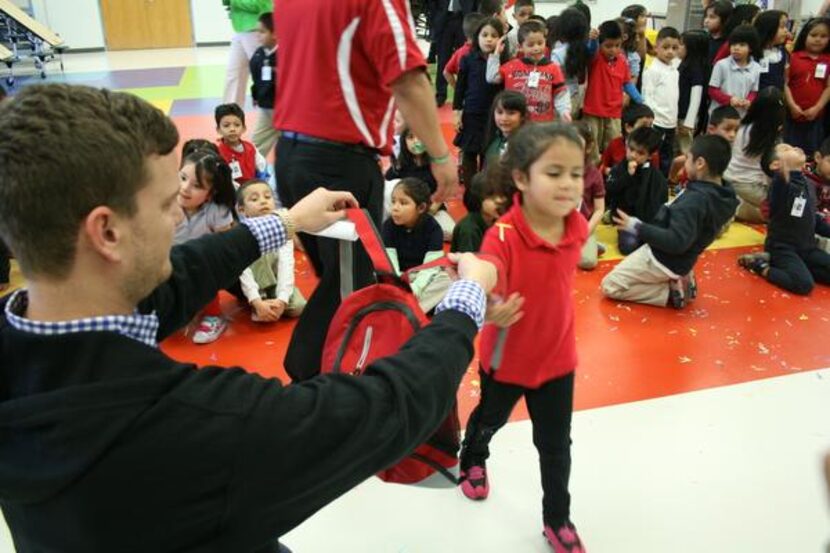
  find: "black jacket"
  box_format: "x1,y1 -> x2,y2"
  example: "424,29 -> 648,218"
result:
0,226 -> 477,552
249,46 -> 276,109
766,170 -> 830,250
606,161 -> 668,223
638,180 -> 739,276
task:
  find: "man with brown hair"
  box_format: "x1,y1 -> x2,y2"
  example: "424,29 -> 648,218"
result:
0,84 -> 497,551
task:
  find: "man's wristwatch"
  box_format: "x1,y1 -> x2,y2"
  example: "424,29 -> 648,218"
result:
276,209 -> 296,241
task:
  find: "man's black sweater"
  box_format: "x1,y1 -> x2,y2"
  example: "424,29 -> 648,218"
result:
0,225 -> 477,552
766,170 -> 830,251
637,180 -> 739,276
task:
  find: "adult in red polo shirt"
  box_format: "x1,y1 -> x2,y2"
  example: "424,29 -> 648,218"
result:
274,0 -> 457,381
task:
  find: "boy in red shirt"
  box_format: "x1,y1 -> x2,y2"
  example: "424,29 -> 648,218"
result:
214,103 -> 269,188
486,20 -> 570,122
443,12 -> 484,89
583,20 -> 645,163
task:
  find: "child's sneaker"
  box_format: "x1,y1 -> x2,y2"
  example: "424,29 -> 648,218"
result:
738,252 -> 770,276
543,521 -> 586,553
683,270 -> 697,301
192,316 -> 227,344
459,463 -> 489,500
668,279 -> 685,309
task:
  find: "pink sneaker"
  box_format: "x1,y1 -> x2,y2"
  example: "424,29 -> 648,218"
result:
544,521 -> 586,553
459,464 -> 489,500
192,316 -> 227,345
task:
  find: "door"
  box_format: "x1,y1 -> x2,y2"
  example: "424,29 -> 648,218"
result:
100,0 -> 193,50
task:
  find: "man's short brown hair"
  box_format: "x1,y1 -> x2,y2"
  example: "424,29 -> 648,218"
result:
0,84 -> 179,279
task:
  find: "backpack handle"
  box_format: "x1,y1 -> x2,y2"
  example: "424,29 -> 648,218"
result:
346,208 -> 397,278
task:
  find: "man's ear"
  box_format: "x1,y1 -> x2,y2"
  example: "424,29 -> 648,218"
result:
82,206 -> 124,264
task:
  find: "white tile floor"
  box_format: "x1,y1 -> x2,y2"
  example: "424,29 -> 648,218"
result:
5,370 -> 823,552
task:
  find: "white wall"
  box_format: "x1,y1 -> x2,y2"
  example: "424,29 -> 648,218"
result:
27,0 -> 105,50
190,0 -> 233,44
532,0 -> 670,27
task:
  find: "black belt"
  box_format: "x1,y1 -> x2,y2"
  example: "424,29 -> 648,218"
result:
281,131 -> 380,159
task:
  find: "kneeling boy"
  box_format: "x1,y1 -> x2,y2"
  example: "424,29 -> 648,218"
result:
601,135 -> 738,308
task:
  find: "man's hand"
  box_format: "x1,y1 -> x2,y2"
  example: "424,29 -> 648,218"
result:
486,292 -> 524,328
287,188 -> 358,233
448,252 -> 497,294
430,159 -> 459,204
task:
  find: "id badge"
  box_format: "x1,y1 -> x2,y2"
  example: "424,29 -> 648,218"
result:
816,63 -> 827,80
229,160 -> 243,181
791,196 -> 806,218
759,58 -> 769,73
527,70 -> 541,89
261,65 -> 273,82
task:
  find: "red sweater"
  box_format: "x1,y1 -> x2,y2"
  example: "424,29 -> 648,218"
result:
479,195 -> 588,388
217,139 -> 258,186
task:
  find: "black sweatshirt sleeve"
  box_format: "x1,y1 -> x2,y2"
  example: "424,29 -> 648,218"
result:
637,202 -> 700,254
222,309 -> 478,542
453,58 -> 468,111
138,225 -> 261,340
605,162 -> 634,197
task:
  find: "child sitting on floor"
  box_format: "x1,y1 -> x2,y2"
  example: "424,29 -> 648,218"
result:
602,135 -> 739,308
738,143 -> 830,295
605,126 -> 668,255
451,172 -> 506,253
236,179 -> 306,322
599,103 -> 655,177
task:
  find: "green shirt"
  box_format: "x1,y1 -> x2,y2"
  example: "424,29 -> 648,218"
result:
226,0 -> 272,33
451,212 -> 488,253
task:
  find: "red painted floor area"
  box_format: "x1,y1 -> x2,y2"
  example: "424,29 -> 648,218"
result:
163,110 -> 830,426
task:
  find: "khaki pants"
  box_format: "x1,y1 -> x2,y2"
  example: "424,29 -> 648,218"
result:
223,31 -> 261,106
732,180 -> 769,223
578,232 -> 598,270
583,114 -> 621,165
252,108 -> 279,159
676,124 -> 693,155
600,244 -> 672,307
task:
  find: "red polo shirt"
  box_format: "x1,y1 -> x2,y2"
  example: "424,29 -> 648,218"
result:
479,195 -> 588,388
583,53 -> 631,119
499,58 -> 566,122
274,0 -> 426,155
788,51 -> 830,119
445,42 -> 472,76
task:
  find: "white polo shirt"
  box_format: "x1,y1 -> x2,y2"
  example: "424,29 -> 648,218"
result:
642,57 -> 680,129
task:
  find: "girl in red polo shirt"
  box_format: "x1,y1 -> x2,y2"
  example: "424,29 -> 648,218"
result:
784,17 -> 830,158
458,123 -> 588,553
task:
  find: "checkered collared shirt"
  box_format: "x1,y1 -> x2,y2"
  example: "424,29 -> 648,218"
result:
435,279 -> 486,330
3,216 -> 289,347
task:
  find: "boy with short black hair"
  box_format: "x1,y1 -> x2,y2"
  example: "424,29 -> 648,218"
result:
236,179 -> 306,322
487,19 -> 570,122
582,20 -> 645,161
248,12 -> 279,156
670,105 -> 741,188
738,143 -> 830,295
602,134 -> 739,308
599,103 -> 655,176
443,12 -> 484,89
214,103 -> 269,188
506,0 -> 535,55
605,126 -> 668,255
451,172 -> 505,253
642,26 -> 682,177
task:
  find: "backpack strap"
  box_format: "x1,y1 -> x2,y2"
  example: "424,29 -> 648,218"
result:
345,209 -> 398,281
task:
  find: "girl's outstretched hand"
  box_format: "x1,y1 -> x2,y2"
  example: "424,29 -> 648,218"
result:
485,292 -> 524,328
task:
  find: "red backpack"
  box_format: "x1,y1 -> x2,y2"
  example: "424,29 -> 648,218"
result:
320,209 -> 460,485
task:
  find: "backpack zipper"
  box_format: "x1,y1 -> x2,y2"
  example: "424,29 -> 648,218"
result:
355,326 -> 373,373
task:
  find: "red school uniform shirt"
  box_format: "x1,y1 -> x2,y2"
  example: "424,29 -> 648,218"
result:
216,139 -> 257,186
583,53 -> 631,119
788,51 -> 830,120
274,0 -> 425,155
445,42 -> 472,76
479,195 -> 588,388
499,57 -> 567,122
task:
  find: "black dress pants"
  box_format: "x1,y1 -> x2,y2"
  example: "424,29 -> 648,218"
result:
435,12 -> 465,102
275,138 -> 383,381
